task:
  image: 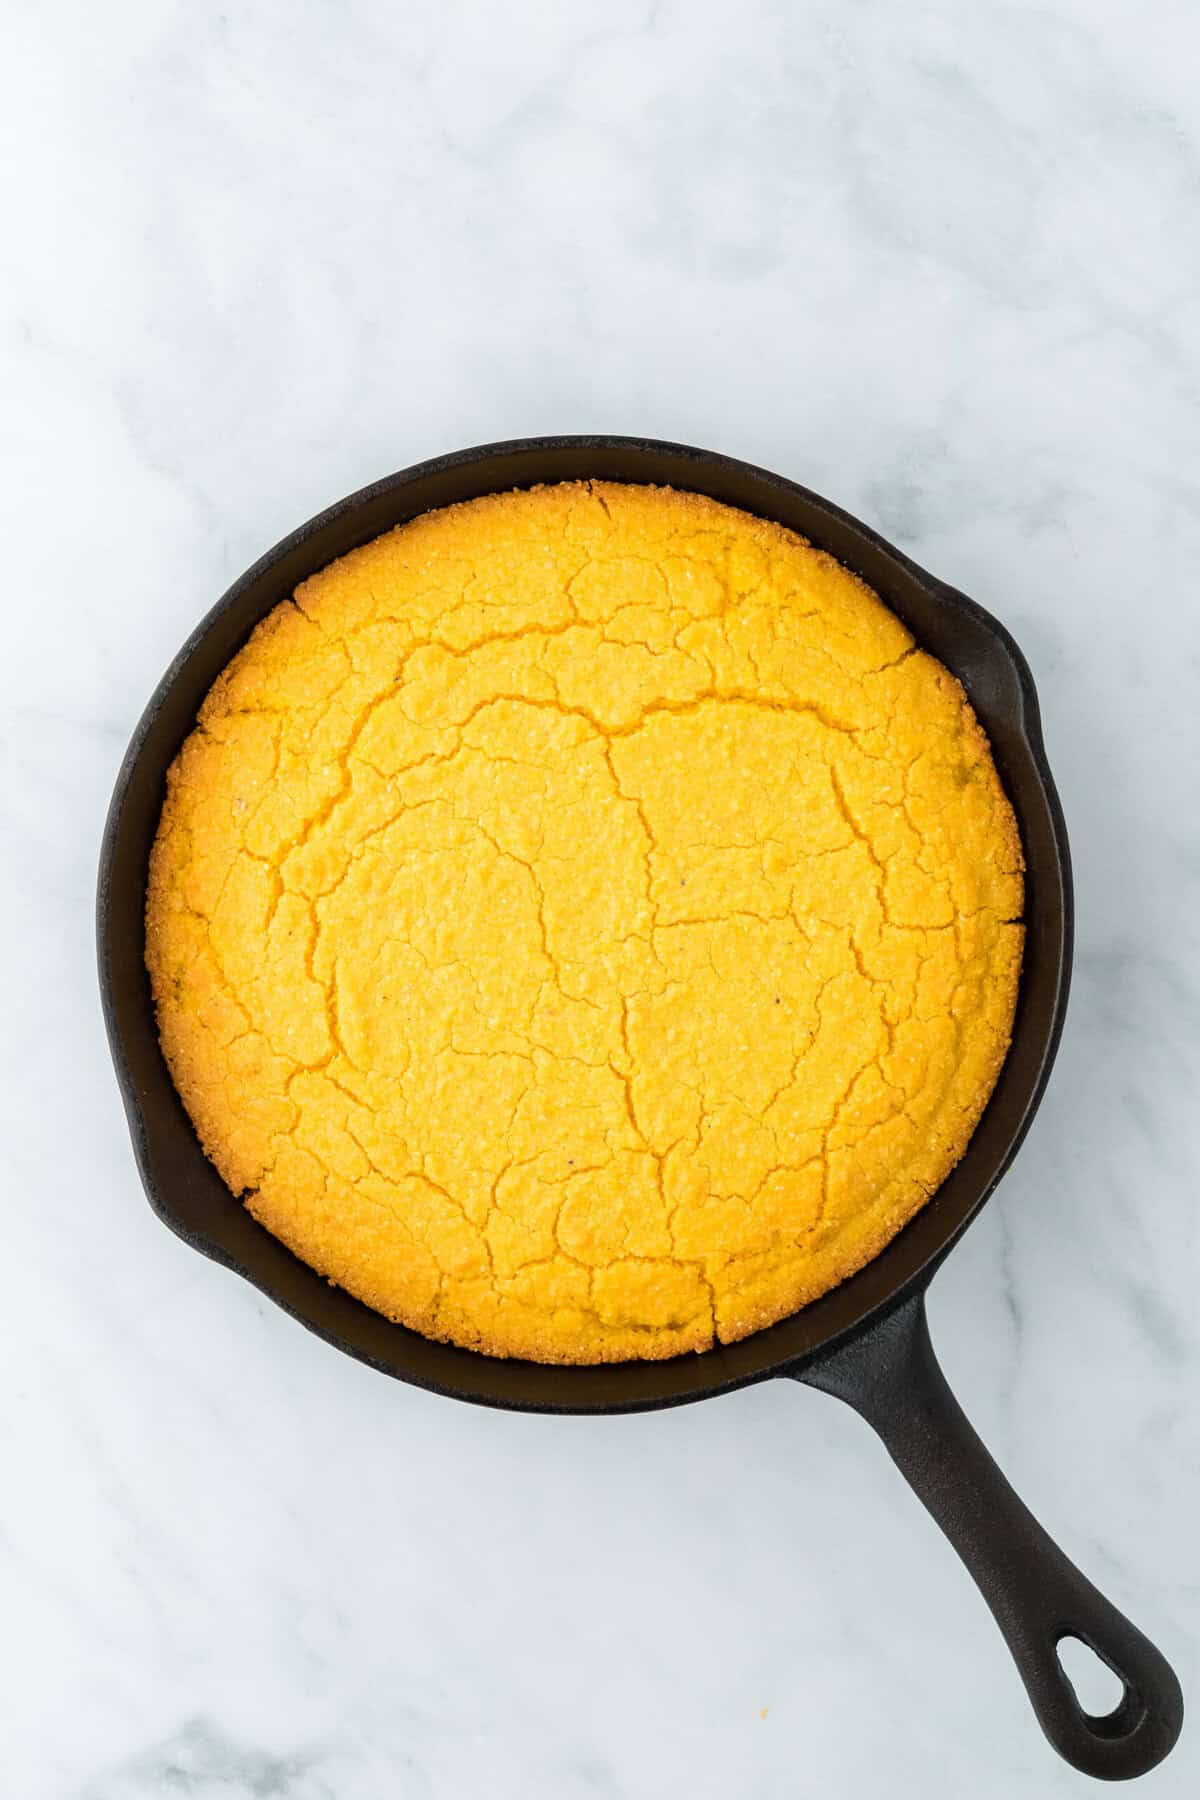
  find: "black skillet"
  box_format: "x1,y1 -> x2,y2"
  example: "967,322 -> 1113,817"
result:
97,437 -> 1183,1780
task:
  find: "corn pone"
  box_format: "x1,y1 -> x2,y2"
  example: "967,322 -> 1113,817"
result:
145,481 -> 1023,1362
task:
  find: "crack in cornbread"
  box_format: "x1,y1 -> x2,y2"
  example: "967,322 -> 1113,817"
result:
146,481 -> 1023,1362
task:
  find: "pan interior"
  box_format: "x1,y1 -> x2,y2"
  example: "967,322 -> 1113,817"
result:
99,438 -> 1071,1412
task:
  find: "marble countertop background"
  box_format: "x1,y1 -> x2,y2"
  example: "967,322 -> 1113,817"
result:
2,2 -> 1196,1795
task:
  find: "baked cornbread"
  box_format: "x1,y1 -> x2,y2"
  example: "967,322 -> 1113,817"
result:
146,481 -> 1023,1362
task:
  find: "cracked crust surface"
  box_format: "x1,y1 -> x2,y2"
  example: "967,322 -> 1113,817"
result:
145,481 -> 1023,1362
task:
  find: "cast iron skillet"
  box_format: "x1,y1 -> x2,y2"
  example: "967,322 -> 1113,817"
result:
98,437 -> 1183,1780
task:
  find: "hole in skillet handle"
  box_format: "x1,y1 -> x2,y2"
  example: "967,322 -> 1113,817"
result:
793,1289 -> 1184,1780
1057,1636 -> 1141,1738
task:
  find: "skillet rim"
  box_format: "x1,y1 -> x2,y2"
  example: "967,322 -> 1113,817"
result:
97,435 -> 1073,1413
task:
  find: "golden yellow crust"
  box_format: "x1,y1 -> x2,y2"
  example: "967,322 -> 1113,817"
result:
146,481 -> 1023,1362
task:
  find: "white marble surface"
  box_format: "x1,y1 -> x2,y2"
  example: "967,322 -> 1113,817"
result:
2,2 -> 1197,1794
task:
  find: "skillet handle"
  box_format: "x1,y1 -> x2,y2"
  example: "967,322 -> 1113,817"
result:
794,1289 -> 1183,1780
